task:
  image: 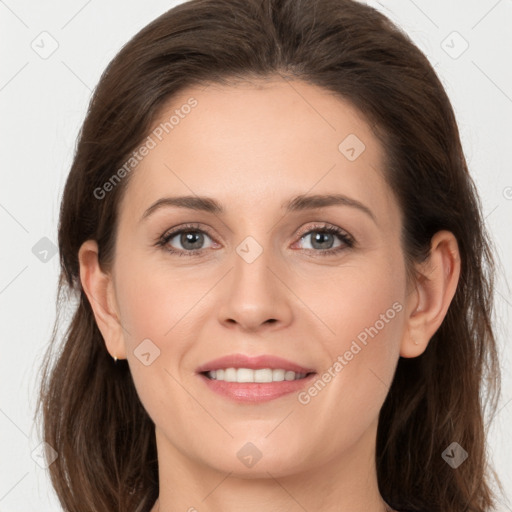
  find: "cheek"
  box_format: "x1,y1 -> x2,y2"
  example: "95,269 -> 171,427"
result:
113,253 -> 196,344
115,274 -> 169,342
304,259 -> 405,405
302,254 -> 405,351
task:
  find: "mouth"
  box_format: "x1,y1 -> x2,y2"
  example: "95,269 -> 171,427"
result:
196,354 -> 317,404
195,353 -> 318,403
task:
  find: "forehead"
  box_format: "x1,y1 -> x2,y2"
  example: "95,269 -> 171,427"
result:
119,78 -> 398,226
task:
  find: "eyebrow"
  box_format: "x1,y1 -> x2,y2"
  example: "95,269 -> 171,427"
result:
140,193 -> 376,223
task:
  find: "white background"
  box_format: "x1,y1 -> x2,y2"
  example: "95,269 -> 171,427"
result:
0,0 -> 511,510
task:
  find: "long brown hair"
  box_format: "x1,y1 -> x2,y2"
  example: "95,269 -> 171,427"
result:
36,0 -> 502,510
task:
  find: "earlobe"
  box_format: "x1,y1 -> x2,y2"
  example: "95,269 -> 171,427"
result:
78,240 -> 126,360
400,230 -> 461,358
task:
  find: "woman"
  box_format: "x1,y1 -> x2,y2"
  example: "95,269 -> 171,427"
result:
36,0 -> 502,511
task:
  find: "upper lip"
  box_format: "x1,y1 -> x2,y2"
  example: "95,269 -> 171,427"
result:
196,353 -> 316,374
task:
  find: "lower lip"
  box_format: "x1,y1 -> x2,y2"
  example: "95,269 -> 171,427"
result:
198,372 -> 317,403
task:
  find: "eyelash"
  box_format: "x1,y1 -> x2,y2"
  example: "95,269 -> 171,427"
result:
155,222 -> 355,258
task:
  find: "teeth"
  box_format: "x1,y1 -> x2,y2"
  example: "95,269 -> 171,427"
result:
206,368 -> 308,382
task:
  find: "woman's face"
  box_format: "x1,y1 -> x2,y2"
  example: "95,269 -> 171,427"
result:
107,78 -> 411,476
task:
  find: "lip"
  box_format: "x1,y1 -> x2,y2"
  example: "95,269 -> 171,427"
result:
195,353 -> 316,374
198,372 -> 317,403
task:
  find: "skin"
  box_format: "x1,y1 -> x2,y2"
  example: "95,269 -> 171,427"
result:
79,77 -> 461,512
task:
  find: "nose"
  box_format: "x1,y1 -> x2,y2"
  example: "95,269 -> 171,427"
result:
217,240 -> 293,333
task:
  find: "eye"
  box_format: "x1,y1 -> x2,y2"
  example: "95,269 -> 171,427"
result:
156,223 -> 218,256
294,224 -> 354,256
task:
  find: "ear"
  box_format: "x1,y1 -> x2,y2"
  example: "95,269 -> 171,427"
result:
400,230 -> 461,358
78,240 -> 126,360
